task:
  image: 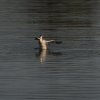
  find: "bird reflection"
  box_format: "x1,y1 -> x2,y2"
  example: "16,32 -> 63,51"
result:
35,49 -> 48,63
39,49 -> 47,63
35,49 -> 62,64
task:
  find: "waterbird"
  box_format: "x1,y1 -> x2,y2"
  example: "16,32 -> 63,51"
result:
34,35 -> 62,50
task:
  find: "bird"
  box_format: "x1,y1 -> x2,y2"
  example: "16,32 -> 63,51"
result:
34,35 -> 55,50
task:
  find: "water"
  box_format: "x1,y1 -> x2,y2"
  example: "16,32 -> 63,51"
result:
0,0 -> 100,100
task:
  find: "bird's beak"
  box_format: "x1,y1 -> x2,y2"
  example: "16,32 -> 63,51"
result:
34,37 -> 39,40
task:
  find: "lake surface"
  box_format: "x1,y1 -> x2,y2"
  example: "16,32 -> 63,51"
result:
0,0 -> 100,100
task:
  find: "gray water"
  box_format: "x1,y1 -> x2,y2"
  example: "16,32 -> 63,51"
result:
0,0 -> 100,100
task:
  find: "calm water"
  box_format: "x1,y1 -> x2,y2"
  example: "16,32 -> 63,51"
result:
0,0 -> 100,100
